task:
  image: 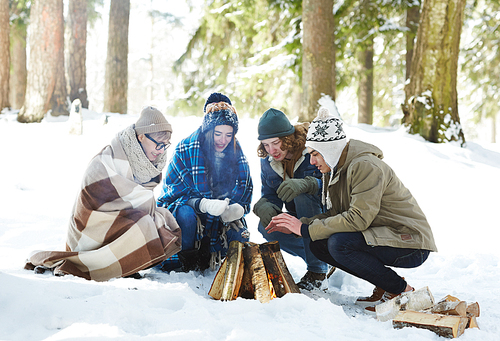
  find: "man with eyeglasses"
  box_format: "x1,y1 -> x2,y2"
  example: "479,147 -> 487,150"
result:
25,107 -> 182,282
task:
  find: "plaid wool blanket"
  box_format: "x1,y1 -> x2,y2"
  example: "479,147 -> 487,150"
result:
26,129 -> 181,281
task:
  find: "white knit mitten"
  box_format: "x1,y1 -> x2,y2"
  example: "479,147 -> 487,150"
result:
199,198 -> 229,216
220,203 -> 245,223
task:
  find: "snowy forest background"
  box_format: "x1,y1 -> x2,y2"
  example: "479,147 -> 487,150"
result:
1,0 -> 499,144
1,1 -> 500,340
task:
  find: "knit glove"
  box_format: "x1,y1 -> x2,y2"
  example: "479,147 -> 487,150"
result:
199,198 -> 229,216
276,176 -> 319,203
253,197 -> 282,227
221,203 -> 245,223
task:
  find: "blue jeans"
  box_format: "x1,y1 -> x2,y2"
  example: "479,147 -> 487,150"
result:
310,232 -> 430,294
258,193 -> 328,274
177,205 -> 249,249
157,205 -> 249,272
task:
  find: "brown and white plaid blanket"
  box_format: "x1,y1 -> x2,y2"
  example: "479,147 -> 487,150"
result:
26,130 -> 181,281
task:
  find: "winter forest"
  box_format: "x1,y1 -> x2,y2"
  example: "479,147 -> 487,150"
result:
1,0 -> 499,144
1,0 -> 500,341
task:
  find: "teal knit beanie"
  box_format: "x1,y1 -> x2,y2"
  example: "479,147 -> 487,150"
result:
258,108 -> 295,140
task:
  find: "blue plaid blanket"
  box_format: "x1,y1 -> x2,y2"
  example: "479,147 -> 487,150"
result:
157,127 -> 253,256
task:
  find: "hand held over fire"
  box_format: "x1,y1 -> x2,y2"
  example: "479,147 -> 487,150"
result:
265,213 -> 302,236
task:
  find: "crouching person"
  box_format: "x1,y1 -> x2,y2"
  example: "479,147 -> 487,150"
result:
156,93 -> 253,273
25,107 -> 182,281
266,107 -> 437,311
253,108 -> 328,290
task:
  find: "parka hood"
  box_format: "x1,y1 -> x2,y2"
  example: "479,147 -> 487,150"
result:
341,139 -> 384,171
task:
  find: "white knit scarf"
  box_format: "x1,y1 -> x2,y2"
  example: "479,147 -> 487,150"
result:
119,124 -> 168,184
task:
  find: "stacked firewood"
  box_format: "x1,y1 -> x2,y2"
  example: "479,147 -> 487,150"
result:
208,240 -> 300,303
375,286 -> 480,338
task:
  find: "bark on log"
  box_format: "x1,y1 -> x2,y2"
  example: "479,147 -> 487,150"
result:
220,241 -> 244,301
467,316 -> 479,329
244,244 -> 272,303
466,302 -> 480,318
208,255 -> 228,300
428,300 -> 467,317
259,244 -> 286,298
238,246 -> 255,299
261,241 -> 300,294
393,311 -> 468,338
376,286 -> 435,322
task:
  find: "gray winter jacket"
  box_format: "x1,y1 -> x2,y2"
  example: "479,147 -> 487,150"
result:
303,139 -> 437,252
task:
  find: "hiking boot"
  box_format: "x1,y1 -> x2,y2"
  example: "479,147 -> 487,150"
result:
364,288 -> 415,312
355,286 -> 386,307
296,271 -> 327,291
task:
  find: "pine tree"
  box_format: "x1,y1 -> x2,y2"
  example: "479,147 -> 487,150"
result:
18,0 -> 68,123
0,0 -> 10,111
103,0 -> 129,114
402,0 -> 466,145
68,0 -> 89,108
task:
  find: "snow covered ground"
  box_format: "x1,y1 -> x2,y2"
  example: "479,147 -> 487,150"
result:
0,109 -> 499,340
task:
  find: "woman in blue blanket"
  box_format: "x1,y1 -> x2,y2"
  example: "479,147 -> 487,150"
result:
157,93 -> 253,272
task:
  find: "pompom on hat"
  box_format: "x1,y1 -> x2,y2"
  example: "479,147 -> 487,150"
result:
201,92 -> 239,134
257,108 -> 295,140
135,106 -> 172,134
306,107 -> 348,169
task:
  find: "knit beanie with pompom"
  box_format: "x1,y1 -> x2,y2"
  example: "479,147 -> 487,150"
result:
306,107 -> 348,169
201,93 -> 238,134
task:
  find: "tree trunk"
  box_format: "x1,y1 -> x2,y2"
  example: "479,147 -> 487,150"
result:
68,0 -> 89,108
402,0 -> 466,145
0,0 -> 9,111
18,0 -> 68,123
405,4 -> 420,81
301,0 -> 335,121
491,114 -> 497,143
357,36 -> 373,125
9,23 -> 27,110
104,0 -> 130,114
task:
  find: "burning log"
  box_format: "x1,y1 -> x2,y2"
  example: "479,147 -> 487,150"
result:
244,243 -> 273,303
259,241 -> 300,296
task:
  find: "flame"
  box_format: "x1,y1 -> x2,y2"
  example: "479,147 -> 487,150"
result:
268,274 -> 277,300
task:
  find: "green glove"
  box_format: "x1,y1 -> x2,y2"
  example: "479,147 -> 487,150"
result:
253,197 -> 282,227
276,176 -> 319,203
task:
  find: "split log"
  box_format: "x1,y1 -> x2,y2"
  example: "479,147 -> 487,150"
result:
220,241 -> 244,301
238,243 -> 255,299
467,316 -> 479,329
428,300 -> 467,317
260,241 -> 300,294
259,245 -> 285,297
244,243 -> 272,303
466,302 -> 480,317
376,286 -> 435,322
393,310 -> 468,338
208,256 -> 228,300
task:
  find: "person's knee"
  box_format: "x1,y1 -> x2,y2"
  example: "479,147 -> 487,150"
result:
176,205 -> 198,249
226,227 -> 250,243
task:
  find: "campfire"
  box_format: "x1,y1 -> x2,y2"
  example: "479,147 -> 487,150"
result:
208,241 -> 300,303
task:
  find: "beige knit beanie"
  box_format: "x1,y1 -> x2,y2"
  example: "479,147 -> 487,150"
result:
134,106 -> 172,134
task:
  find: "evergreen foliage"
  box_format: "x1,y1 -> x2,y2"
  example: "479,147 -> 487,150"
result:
461,0 -> 500,126
172,0 -> 302,117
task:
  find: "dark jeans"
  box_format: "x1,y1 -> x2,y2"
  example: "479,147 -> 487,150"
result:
258,193 -> 328,274
310,232 -> 430,294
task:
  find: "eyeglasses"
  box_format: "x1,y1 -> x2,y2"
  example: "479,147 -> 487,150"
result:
145,134 -> 171,151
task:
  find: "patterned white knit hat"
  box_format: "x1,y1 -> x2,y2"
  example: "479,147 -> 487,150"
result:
306,107 -> 348,169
